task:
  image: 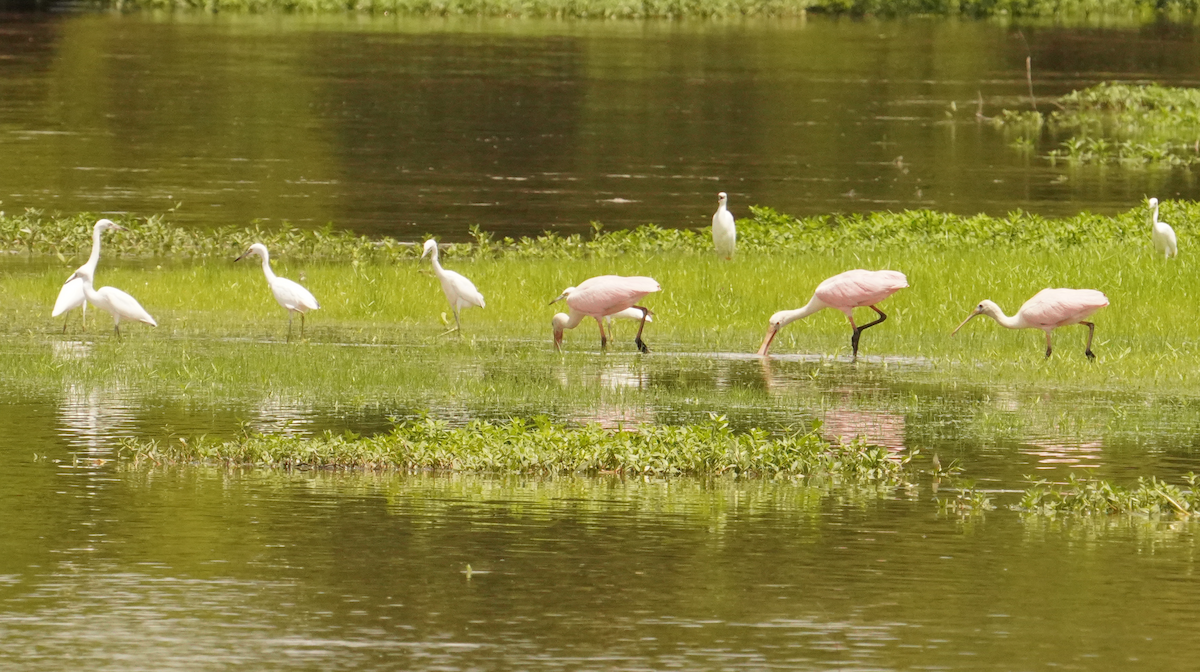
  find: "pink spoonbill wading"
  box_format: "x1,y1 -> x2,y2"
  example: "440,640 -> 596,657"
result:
757,269 -> 908,360
951,288 -> 1109,359
550,275 -> 660,353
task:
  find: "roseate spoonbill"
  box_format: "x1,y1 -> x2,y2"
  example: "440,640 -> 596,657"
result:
757,269 -> 908,359
52,219 -> 125,332
606,307 -> 655,327
951,288 -> 1109,359
422,239 -> 485,333
712,192 -> 736,260
550,275 -> 660,353
236,243 -> 320,340
65,266 -> 156,336
1149,198 -> 1177,259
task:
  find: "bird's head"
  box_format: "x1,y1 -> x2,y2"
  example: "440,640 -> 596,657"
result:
551,313 -> 571,352
549,286 -> 576,306
952,300 -> 1000,335
717,192 -> 728,206
756,310 -> 791,356
65,266 -> 93,285
421,239 -> 438,260
1149,197 -> 1159,209
95,218 -> 126,234
235,243 -> 268,263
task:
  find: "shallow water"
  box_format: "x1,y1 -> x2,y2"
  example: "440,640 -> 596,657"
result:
3,13 -> 1200,238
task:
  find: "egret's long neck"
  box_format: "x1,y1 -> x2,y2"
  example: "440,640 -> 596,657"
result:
79,274 -> 99,304
1152,203 -> 1160,224
984,305 -> 1024,330
428,248 -> 446,277
778,296 -> 827,328
84,224 -> 104,271
259,252 -> 277,283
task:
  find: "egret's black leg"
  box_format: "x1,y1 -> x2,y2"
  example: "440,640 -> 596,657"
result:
1081,321 -> 1096,360
301,312 -> 306,339
850,306 -> 888,360
287,312 -> 294,343
632,306 -> 651,353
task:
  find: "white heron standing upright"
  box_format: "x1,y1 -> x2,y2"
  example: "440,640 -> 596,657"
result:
65,266 -> 156,337
236,243 -> 320,340
712,192 -> 737,260
52,218 -> 125,332
422,239 -> 485,333
1149,197 -> 1178,259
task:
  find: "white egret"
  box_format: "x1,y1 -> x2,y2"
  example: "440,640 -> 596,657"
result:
236,243 -> 320,340
712,192 -> 736,260
422,239 -> 485,333
65,266 -> 156,336
1149,197 -> 1177,259
52,219 -> 125,332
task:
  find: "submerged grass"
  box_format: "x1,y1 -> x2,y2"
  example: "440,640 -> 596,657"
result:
995,82 -> 1200,167
123,415 -> 915,480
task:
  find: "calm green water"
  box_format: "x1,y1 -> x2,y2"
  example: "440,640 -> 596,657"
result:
3,12 -> 1200,238
5,10 -> 1200,669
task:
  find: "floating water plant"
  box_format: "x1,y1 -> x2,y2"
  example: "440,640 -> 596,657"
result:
121,415 -> 916,480
1020,473 -> 1200,518
994,83 -> 1200,167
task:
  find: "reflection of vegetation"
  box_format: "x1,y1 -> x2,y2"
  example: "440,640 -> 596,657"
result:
1021,473 -> 1200,517
88,0 -> 1200,17
995,83 -> 1200,167
123,414 -> 917,479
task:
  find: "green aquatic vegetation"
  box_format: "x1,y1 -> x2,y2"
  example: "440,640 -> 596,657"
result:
1019,473 -> 1200,517
6,203 -> 1193,265
122,415 -> 916,480
996,83 -> 1200,167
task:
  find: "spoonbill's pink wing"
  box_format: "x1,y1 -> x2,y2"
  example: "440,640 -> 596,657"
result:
813,269 -> 908,309
568,275 -> 660,316
1019,288 -> 1108,328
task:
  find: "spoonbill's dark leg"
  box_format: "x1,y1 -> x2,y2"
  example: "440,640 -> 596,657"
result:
301,312 -> 306,339
632,306 -> 651,353
850,306 -> 888,360
1044,331 -> 1053,359
114,322 -> 121,339
595,317 -> 608,351
287,312 -> 294,343
1081,321 -> 1096,360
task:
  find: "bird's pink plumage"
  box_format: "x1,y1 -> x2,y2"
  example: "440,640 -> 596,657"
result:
812,269 -> 908,309
567,275 -> 661,316
1018,288 -> 1109,328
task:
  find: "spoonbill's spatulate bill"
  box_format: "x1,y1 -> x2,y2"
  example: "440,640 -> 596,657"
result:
1149,197 -> 1178,259
712,192 -> 736,260
236,243 -> 320,340
422,239 -> 485,333
550,275 -> 660,353
52,219 -> 125,332
757,269 -> 908,359
66,266 -> 156,336
952,288 -> 1109,359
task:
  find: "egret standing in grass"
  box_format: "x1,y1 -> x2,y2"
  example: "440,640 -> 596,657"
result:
422,239 -> 485,333
236,243 -> 320,341
1149,197 -> 1177,259
757,269 -> 908,360
952,288 -> 1109,359
65,266 -> 156,337
712,192 -> 736,260
550,275 -> 660,353
52,218 -> 125,333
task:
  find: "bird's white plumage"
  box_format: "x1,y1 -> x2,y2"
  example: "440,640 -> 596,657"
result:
712,192 -> 737,259
238,243 -> 320,314
52,219 -> 123,321
71,267 -> 156,332
1149,198 -> 1178,259
422,239 -> 485,330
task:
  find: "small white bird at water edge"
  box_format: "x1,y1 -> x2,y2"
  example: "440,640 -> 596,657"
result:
712,192 -> 737,260
236,243 -> 320,341
1148,197 -> 1177,259
422,239 -> 486,334
64,266 -> 156,337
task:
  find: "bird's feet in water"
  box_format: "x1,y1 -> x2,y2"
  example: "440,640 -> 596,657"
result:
635,338 -> 650,354
1085,349 -> 1096,361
